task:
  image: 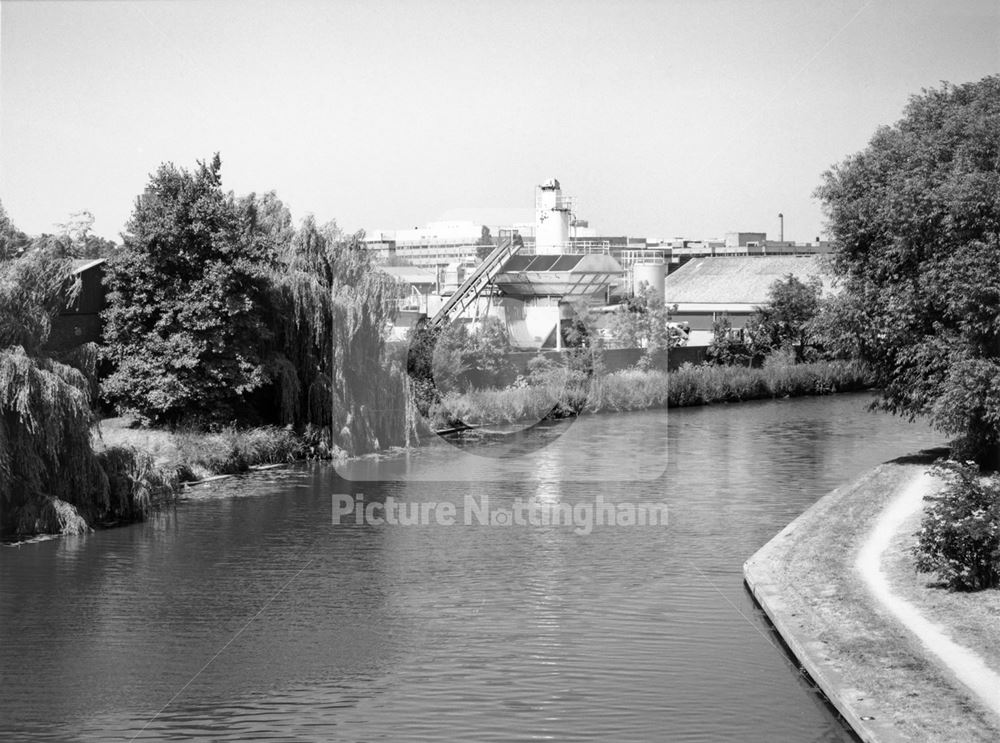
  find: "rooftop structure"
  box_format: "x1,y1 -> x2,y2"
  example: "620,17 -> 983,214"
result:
665,255 -> 837,345
666,255 -> 835,306
493,253 -> 624,298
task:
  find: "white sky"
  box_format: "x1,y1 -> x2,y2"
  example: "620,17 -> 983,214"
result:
2,0 -> 998,242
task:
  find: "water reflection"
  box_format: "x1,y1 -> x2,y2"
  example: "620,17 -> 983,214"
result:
1,394 -> 936,742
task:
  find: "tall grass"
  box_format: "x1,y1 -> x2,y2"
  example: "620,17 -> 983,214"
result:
173,425 -> 308,477
435,360 -> 872,427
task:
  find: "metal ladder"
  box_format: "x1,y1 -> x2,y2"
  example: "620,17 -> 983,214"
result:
429,235 -> 521,327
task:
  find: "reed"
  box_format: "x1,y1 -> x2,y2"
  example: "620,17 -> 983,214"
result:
173,425 -> 307,477
434,360 -> 872,427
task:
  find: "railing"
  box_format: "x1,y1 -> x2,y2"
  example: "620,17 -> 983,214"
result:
536,193 -> 575,212
520,241 -> 612,256
618,249 -> 669,268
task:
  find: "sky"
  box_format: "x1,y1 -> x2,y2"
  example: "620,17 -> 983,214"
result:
2,0 -> 998,243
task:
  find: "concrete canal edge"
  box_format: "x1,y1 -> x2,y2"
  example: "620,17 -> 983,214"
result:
744,461 -> 1000,743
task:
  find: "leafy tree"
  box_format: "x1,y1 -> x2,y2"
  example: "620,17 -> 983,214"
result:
468,316 -> 513,383
406,319 -> 444,416
707,313 -> 753,366
816,76 -> 1000,465
609,286 -> 678,368
101,154 -> 277,424
54,210 -> 119,259
561,300 -> 606,378
747,274 -> 824,361
432,320 -> 472,392
809,291 -> 869,360
0,200 -> 32,260
239,191 -> 295,255
475,225 -> 494,261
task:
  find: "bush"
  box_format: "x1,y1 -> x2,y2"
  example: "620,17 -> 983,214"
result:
707,313 -> 754,366
914,460 -> 1000,591
97,446 -> 179,522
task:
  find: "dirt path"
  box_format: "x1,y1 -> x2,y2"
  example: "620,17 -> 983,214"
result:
855,471 -> 1000,716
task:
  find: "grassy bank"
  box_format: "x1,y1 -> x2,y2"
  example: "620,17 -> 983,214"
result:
744,460 -> 1000,742
885,496 -> 1000,684
46,359 -> 863,536
96,419 -> 332,481
1,422 -> 336,538
437,359 -> 871,427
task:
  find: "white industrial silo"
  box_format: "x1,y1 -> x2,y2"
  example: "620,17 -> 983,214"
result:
535,178 -> 573,255
632,262 -> 665,298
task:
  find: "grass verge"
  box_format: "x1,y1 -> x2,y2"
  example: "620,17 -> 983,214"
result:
96,419 -> 332,481
744,460 -> 1000,742
885,500 -> 1000,681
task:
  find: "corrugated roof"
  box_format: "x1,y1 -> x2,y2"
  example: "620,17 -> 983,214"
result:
665,256 -> 836,305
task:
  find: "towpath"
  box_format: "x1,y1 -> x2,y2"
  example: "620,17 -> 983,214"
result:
855,471 -> 1000,717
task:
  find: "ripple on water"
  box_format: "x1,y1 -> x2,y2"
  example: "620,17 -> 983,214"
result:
0,394 -> 935,742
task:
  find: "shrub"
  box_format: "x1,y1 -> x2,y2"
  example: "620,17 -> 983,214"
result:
707,313 -> 753,367
914,460 -> 1000,591
97,446 -> 179,522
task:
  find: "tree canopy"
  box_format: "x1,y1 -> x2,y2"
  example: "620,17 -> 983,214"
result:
100,155 -> 412,453
816,75 -> 1000,465
0,200 -> 31,260
609,286 -> 678,368
0,241 -> 108,535
747,274 -> 824,362
101,154 -> 276,424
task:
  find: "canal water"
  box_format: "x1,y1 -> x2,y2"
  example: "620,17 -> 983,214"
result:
1,393 -> 937,741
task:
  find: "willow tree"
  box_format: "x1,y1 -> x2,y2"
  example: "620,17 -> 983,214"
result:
0,245 -> 107,535
267,216 -> 413,454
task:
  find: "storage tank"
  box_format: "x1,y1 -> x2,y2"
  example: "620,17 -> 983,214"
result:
632,262 -> 665,298
535,178 -> 572,255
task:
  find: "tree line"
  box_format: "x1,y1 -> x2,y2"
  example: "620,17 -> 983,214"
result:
0,154 -> 413,535
0,75 -> 997,544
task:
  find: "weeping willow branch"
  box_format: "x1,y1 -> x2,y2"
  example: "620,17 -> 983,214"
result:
264,218 -> 415,455
0,247 -> 176,536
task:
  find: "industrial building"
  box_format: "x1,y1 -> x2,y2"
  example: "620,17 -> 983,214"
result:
665,255 -> 837,346
370,179 -> 841,349
384,179 -> 624,351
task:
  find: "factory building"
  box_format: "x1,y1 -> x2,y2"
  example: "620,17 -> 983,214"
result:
665,255 -> 837,346
407,179 -> 624,351
371,180 -> 840,349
